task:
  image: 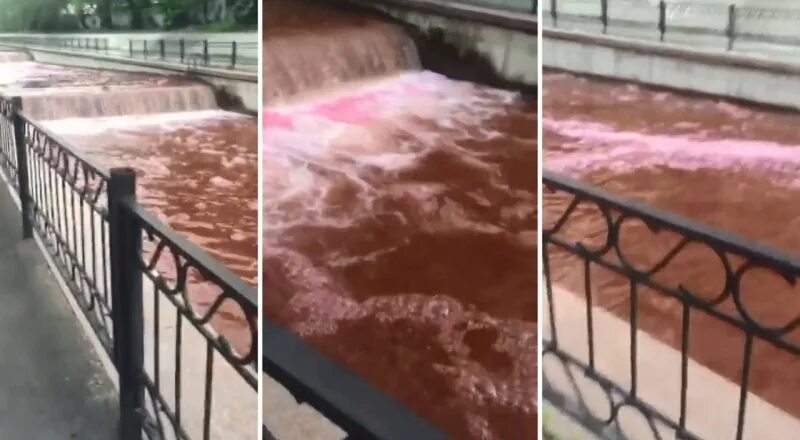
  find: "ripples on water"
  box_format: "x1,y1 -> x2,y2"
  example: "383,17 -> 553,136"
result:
544,72 -> 800,418
0,60 -> 258,352
44,111 -> 258,352
264,71 -> 537,440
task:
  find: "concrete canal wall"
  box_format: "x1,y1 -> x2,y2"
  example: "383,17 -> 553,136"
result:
339,0 -> 537,90
0,44 -> 257,112
543,28 -> 800,111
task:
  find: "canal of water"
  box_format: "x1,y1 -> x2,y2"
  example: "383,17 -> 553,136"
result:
263,3 -> 537,439
544,71 -> 800,421
0,49 -> 257,439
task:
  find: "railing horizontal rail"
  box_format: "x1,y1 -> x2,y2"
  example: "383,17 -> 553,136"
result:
263,320 -> 450,440
0,35 -> 256,71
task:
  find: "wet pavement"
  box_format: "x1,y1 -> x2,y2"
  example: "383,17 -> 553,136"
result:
0,179 -> 118,439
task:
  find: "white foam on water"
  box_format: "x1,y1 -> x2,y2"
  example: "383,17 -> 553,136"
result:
264,71 -> 535,439
544,117 -> 800,187
42,109 -> 248,134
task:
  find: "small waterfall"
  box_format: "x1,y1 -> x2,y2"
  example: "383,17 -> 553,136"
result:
263,6 -> 420,103
0,51 -> 31,63
21,85 -> 218,120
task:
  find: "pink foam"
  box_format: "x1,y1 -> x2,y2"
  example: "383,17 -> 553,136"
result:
263,111 -> 294,129
544,117 -> 800,186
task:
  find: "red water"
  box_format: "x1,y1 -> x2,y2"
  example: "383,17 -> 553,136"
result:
44,111 -> 258,351
543,72 -> 800,419
0,61 -> 191,91
264,71 -> 537,439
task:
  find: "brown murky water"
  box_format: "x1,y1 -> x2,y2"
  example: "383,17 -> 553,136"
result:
45,111 -> 258,353
44,112 -> 258,284
264,3 -> 537,439
543,72 -> 800,419
0,59 -> 258,353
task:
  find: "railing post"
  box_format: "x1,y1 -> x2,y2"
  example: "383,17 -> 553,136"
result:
180,39 -> 185,63
601,0 -> 608,33
159,39 -> 165,60
727,4 -> 736,51
659,1 -> 666,42
143,40 -> 148,60
12,97 -> 32,239
231,41 -> 237,69
129,40 -> 133,57
109,167 -> 144,440
551,0 -> 557,26
203,39 -> 209,66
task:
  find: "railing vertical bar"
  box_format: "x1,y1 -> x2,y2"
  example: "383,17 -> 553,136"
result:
28,137 -> 39,232
231,41 -> 237,69
551,0 -> 557,26
583,258 -> 595,369
727,4 -> 737,51
735,334 -> 754,440
109,167 -> 144,440
58,154 -> 70,270
79,182 -> 87,298
90,203 -> 98,311
154,281 -> 161,394
543,243 -> 558,348
203,341 -> 214,440
678,303 -> 690,431
69,166 -> 78,282
629,280 -> 638,397
101,216 -> 111,318
152,280 -> 166,437
659,0 -> 667,42
45,143 -> 58,253
175,310 -> 183,430
12,97 -> 32,238
203,40 -> 209,66
601,0 -> 608,34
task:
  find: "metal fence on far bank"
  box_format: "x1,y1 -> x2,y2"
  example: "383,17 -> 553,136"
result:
0,35 -> 257,72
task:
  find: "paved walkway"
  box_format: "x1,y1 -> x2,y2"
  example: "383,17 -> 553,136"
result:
0,184 -> 118,438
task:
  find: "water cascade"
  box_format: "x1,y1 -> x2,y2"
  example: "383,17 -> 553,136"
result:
0,52 -> 256,440
263,2 -> 537,439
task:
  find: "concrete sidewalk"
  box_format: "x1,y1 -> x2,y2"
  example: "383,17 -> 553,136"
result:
0,185 -> 118,438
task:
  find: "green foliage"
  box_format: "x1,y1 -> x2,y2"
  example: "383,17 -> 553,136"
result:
157,0 -> 203,29
0,0 -> 253,31
0,0 -> 75,31
197,17 -> 239,32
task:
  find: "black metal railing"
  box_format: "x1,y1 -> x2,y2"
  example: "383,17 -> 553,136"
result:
447,0 -> 536,14
128,39 -> 258,70
263,319 -> 450,440
0,35 -> 257,72
542,171 -> 800,439
0,95 -> 257,440
544,0 -> 800,51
